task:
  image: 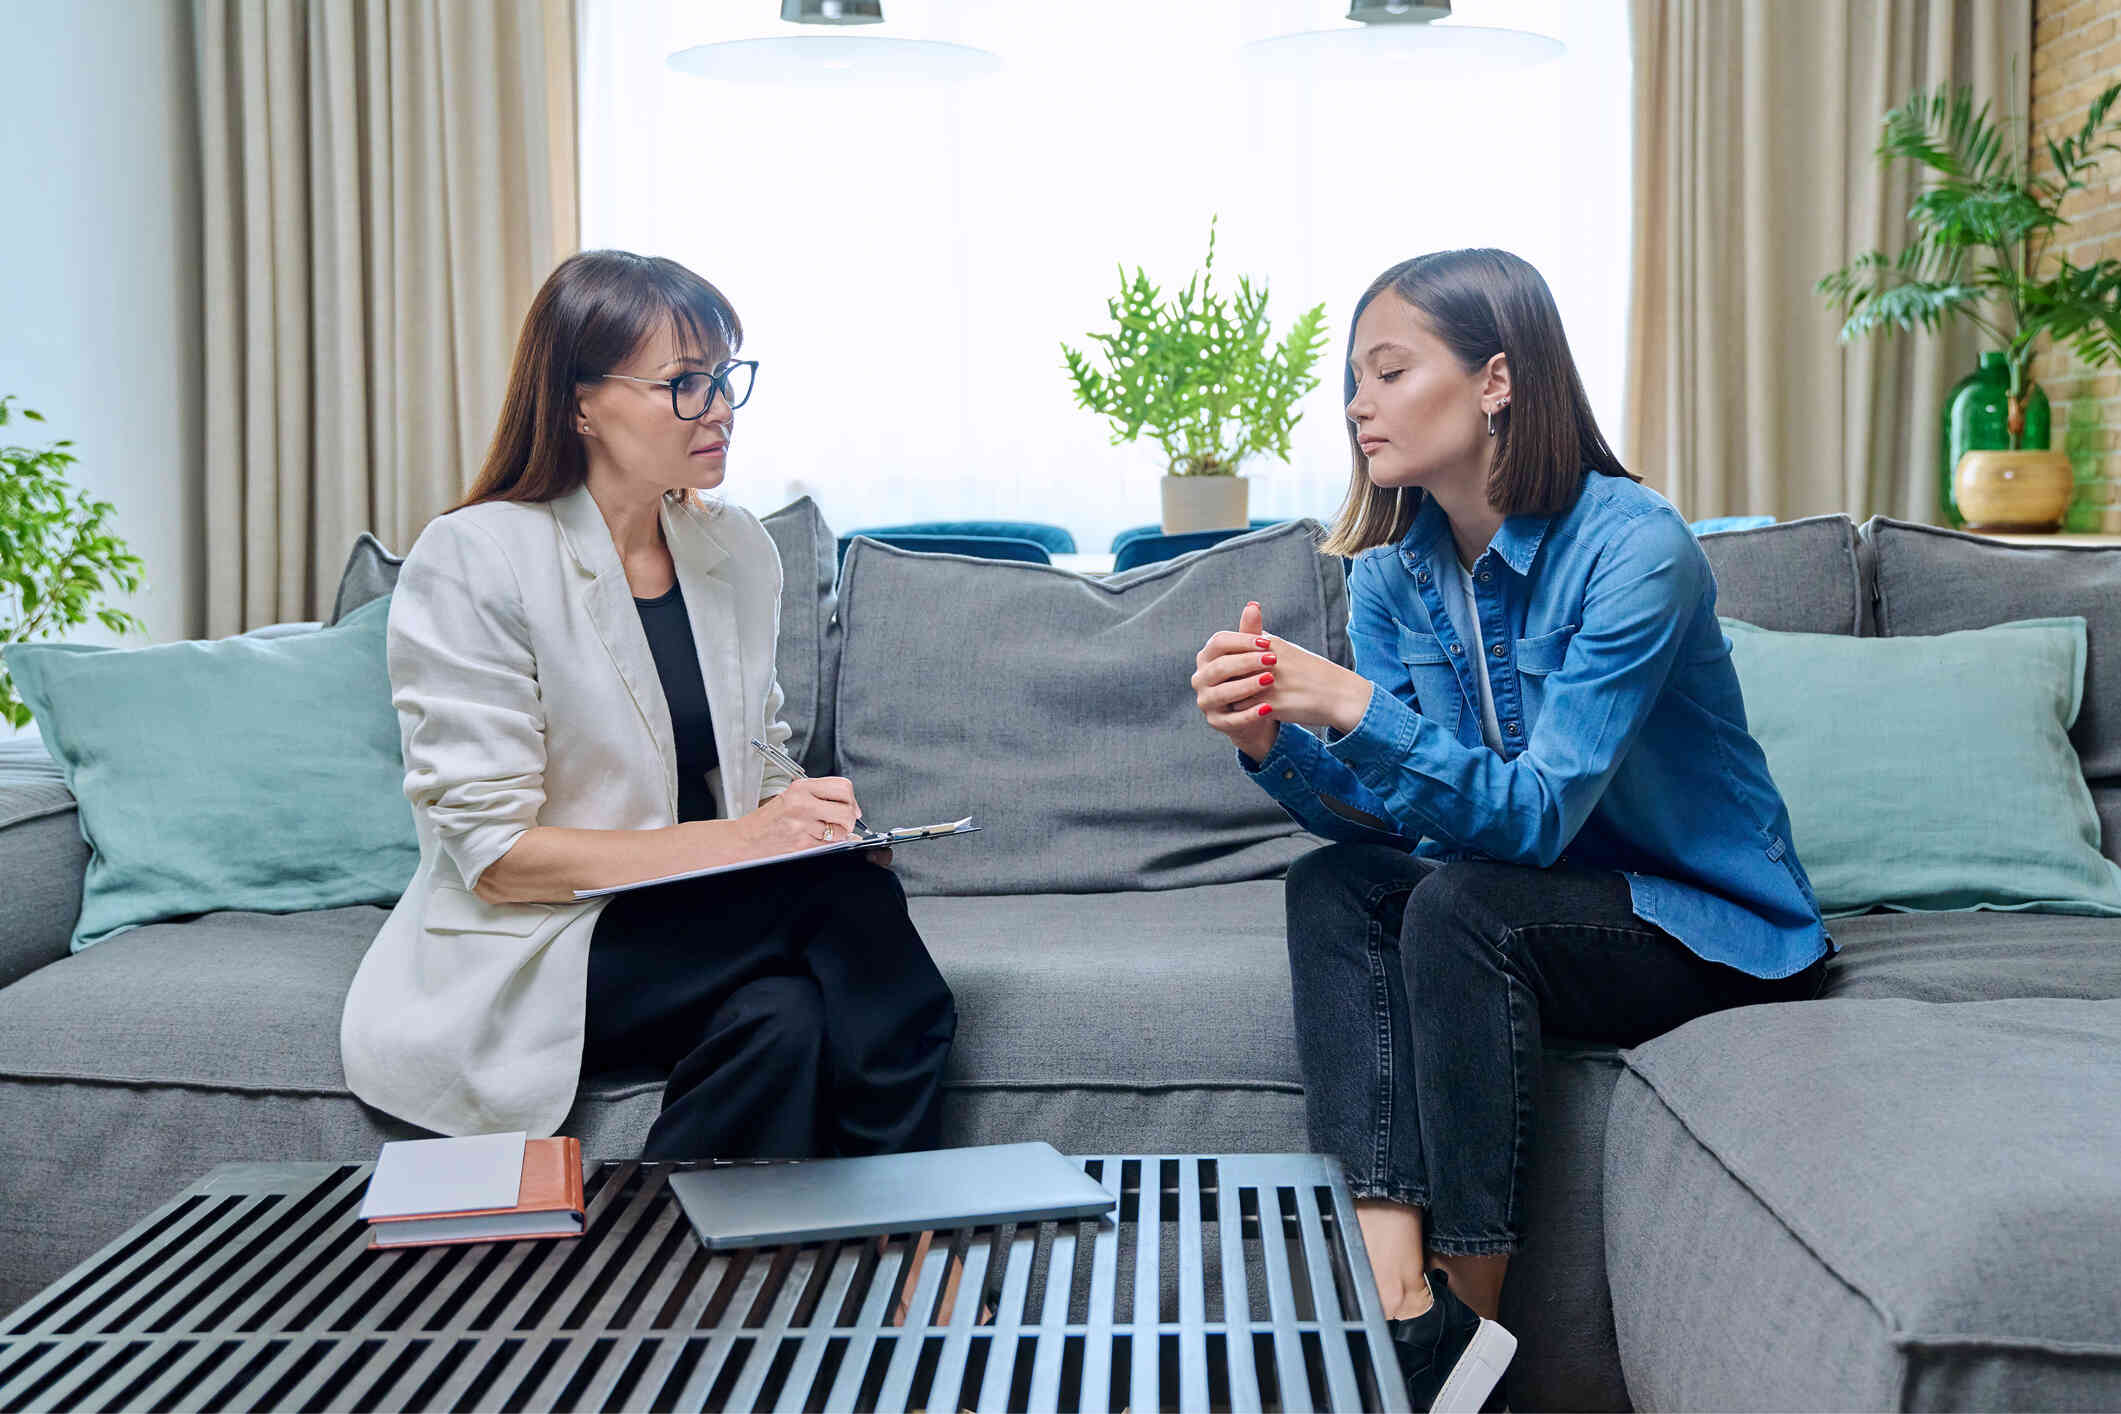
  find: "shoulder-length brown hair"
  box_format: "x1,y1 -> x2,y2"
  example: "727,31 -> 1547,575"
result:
1320,248 -> 1634,558
454,249 -> 743,512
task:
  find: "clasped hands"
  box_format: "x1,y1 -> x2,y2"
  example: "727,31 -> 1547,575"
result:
1192,601 -> 1374,762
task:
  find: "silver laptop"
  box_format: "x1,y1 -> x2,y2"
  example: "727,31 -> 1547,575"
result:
666,1141 -> 1117,1250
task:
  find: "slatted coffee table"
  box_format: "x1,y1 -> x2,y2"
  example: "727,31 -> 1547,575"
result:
0,1153 -> 1405,1413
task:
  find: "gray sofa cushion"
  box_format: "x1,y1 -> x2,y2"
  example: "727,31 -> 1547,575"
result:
0,736 -> 83,989
1698,514 -> 1866,635
326,532 -> 403,625
834,521 -> 1348,896
759,495 -> 839,775
1607,999 -> 2121,1410
1824,909 -> 2121,1002
911,882 -> 1300,1098
1867,517 -> 2121,778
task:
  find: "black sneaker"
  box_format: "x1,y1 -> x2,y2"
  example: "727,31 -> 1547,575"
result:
1386,1268 -> 1518,1413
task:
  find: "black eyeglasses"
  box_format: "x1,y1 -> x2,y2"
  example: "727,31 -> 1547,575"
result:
598,360 -> 758,420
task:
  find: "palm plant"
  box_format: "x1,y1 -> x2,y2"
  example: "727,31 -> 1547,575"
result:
1818,79 -> 2121,447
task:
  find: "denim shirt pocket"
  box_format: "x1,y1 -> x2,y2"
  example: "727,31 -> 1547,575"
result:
1396,625 -> 1462,738
1513,623 -> 1579,726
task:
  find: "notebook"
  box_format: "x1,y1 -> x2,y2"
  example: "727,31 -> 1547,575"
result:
363,1136 -> 586,1249
666,1141 -> 1117,1250
573,818 -> 980,898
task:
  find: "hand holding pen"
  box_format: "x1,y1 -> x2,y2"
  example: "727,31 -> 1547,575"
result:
745,738 -> 891,865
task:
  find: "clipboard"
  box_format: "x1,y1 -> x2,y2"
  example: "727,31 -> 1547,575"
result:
572,817 -> 980,898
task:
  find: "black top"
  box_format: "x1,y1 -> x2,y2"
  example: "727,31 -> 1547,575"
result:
633,582 -> 720,822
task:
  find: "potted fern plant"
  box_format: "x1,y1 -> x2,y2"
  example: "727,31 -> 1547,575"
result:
1818,80 -> 2121,530
1062,217 -> 1329,533
1,397 -> 146,730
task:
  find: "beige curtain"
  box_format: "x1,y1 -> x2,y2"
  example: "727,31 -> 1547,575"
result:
1626,1 -> 2029,522
195,0 -> 578,634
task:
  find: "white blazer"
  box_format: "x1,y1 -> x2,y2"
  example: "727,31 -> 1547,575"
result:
339,484 -> 798,1138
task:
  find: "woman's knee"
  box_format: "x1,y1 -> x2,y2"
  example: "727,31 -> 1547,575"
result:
1403,863 -> 1512,965
731,975 -> 827,1069
1286,841 -> 1406,910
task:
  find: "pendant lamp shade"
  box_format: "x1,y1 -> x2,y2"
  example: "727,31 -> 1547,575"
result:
671,0 -> 1000,84
1242,2 -> 1562,78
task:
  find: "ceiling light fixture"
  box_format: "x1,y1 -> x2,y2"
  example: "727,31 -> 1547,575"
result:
668,0 -> 1001,86
1241,1 -> 1564,79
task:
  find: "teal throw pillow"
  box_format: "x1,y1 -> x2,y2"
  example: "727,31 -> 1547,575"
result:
1722,615 -> 2121,917
3,596 -> 416,948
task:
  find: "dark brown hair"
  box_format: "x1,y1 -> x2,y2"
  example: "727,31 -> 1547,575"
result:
1320,248 -> 1634,558
455,250 -> 743,511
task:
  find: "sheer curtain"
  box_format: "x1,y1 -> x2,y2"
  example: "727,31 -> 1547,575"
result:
579,0 -> 1631,548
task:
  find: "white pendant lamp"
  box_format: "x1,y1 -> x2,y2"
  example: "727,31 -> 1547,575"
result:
1242,1 -> 1564,79
668,0 -> 1001,85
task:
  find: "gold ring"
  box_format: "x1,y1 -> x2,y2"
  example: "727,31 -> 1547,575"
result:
823,826 -> 837,842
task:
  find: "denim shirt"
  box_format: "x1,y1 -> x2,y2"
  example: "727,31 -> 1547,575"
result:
1244,471 -> 1833,980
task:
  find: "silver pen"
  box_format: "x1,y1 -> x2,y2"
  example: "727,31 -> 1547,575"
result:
750,737 -> 871,836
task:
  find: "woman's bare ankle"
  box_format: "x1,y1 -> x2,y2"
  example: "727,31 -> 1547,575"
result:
1380,1271 -> 1435,1321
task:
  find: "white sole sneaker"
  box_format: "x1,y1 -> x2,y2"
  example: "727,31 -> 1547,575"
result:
1427,1317 -> 1518,1413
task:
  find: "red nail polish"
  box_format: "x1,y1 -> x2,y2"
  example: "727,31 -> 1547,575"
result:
1262,653 -> 1277,666
1257,704 -> 1273,715
1255,638 -> 1271,649
1259,673 -> 1274,686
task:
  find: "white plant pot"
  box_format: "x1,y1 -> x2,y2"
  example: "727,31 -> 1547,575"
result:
1160,475 -> 1249,534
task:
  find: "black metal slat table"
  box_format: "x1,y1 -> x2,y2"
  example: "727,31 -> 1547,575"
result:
0,1154 -> 1407,1413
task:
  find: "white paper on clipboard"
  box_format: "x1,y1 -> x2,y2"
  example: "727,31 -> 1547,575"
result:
573,818 -> 978,898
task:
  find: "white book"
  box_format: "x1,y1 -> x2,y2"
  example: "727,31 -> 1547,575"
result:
359,1131 -> 526,1221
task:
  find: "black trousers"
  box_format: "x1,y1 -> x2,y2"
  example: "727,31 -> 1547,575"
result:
1285,843 -> 1829,1255
583,852 -> 958,1161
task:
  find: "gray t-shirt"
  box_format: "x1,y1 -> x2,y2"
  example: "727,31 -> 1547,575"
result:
1440,558 -> 1505,752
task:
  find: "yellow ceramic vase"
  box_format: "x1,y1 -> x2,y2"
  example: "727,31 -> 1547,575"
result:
1953,449 -> 2073,532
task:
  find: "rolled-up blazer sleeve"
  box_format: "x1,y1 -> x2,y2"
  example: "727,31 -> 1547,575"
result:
388,514 -> 546,890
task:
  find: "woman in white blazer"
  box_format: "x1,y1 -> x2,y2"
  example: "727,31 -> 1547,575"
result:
339,250 -> 958,1159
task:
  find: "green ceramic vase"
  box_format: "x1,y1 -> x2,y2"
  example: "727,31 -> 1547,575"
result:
1941,351 -> 2050,526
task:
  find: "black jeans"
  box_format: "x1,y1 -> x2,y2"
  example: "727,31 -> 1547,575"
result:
1285,842 -> 1827,1256
583,852 -> 957,1162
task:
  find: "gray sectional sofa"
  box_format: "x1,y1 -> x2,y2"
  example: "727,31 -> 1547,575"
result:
2,506 -> 2118,1411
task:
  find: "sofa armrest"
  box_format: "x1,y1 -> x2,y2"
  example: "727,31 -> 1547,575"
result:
0,736 -> 85,987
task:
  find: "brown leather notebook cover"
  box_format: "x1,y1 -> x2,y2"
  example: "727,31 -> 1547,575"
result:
367,1137 -> 585,1249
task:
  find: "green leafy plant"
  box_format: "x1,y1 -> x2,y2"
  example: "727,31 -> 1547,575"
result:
0,396 -> 146,729
1062,216 -> 1330,477
1818,79 -> 2121,448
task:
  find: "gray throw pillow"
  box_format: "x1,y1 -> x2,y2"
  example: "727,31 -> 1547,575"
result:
327,532 -> 403,625
1696,514 -> 1865,635
759,495 -> 839,775
834,520 -> 1350,897
1866,517 -> 2121,779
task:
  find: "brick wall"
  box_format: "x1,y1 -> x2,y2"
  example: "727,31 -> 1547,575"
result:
2032,0 -> 2121,528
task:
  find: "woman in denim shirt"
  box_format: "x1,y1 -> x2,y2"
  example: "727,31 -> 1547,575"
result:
1191,249 -> 1834,1412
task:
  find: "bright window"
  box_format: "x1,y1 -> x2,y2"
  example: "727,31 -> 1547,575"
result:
579,0 -> 1631,548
